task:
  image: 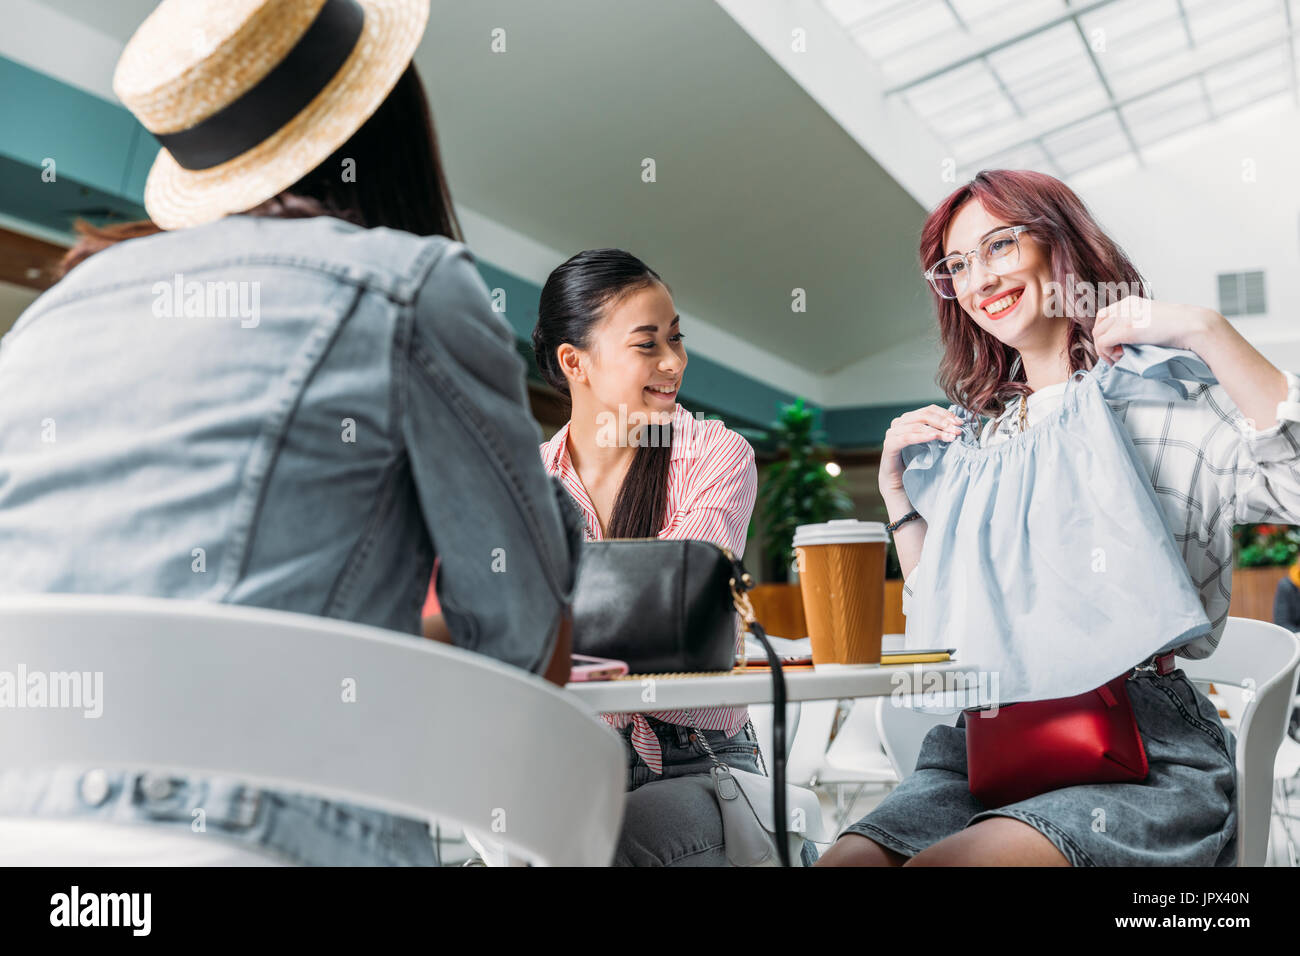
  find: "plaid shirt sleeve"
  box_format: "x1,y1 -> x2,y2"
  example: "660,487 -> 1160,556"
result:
1223,369 -> 1300,524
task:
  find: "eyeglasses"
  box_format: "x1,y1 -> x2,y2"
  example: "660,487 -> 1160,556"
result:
924,225 -> 1029,300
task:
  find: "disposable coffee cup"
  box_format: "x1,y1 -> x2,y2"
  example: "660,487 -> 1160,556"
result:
792,519 -> 888,665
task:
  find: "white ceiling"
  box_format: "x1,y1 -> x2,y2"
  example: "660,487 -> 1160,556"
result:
23,0 -> 1299,410
23,0 -> 937,396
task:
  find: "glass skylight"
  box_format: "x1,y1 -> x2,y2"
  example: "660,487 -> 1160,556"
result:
821,0 -> 1300,178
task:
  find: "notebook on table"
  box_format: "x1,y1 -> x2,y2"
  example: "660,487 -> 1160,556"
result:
735,635 -> 954,669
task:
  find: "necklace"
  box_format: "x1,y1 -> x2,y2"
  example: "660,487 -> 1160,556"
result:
1017,394 -> 1029,433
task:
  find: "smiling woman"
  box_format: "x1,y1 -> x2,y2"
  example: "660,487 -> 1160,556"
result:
920,169 -> 1148,420
532,248 -> 683,539
526,247 -> 819,866
821,167 -> 1300,870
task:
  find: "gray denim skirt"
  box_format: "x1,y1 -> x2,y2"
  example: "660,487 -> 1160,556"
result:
842,668 -> 1238,866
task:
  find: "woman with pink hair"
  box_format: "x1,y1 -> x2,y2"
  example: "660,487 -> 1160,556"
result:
818,169 -> 1300,867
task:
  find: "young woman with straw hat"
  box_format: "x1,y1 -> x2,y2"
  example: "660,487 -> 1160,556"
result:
0,0 -> 583,865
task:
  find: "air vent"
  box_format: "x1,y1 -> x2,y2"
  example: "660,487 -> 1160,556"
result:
1217,271 -> 1266,317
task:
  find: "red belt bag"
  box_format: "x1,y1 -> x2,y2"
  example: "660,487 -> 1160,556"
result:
964,670 -> 1151,809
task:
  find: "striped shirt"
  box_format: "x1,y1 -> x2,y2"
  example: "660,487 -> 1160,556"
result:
540,403 -> 758,773
902,366 -> 1300,660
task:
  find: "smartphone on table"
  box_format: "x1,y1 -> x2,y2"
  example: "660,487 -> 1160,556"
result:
569,654 -> 629,682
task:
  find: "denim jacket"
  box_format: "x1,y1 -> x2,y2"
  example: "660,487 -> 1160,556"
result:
0,214 -> 584,864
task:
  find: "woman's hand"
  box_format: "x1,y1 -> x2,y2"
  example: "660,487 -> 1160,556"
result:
880,405 -> 954,580
422,613 -> 452,643
879,404 -> 964,500
1097,294 -> 1288,433
1092,297 -> 1222,363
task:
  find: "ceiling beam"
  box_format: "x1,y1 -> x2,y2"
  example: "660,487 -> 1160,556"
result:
963,28 -> 1300,172
1068,8 -> 1145,168
883,0 -> 1122,94
1283,0 -> 1300,107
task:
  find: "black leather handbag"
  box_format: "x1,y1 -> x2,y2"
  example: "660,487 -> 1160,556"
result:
569,537 -> 794,865
571,538 -> 742,674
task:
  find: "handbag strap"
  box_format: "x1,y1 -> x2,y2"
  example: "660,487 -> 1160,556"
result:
671,546 -> 792,866
689,547 -> 791,866
743,619 -> 790,866
690,722 -> 766,776
725,562 -> 791,867
687,718 -> 767,777
744,718 -> 769,776
690,721 -> 726,769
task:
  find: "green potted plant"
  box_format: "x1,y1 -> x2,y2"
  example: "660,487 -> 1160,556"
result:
756,398 -> 852,581
1231,523 -> 1299,622
1233,523 -> 1299,568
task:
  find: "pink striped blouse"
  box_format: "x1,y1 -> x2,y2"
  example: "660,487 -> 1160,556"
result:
540,403 -> 758,774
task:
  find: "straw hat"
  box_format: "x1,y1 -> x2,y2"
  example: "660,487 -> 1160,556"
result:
113,0 -> 430,229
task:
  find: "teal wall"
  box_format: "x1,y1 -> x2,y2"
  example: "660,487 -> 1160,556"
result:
0,54 -> 941,449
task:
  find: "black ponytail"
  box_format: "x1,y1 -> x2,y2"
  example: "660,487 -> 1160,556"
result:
533,248 -> 674,539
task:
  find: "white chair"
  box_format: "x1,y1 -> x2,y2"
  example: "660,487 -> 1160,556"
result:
819,699 -> 903,829
1199,684 -> 1300,865
1270,734 -> 1300,865
745,701 -> 840,851
0,594 -> 625,867
877,696 -> 957,782
871,637 -> 988,780
872,619 -> 1300,867
826,699 -> 903,783
1181,618 -> 1300,867
784,700 -> 840,787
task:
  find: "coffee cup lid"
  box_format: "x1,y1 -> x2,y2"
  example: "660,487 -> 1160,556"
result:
792,519 -> 888,547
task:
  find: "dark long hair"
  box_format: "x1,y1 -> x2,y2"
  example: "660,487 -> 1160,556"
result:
533,248 -> 673,540
59,64 -> 460,276
920,169 -> 1147,418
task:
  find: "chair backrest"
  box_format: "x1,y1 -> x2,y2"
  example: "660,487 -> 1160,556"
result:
876,696 -> 957,781
784,700 -> 840,786
823,698 -> 895,779
1178,617 -> 1300,867
0,594 -> 626,866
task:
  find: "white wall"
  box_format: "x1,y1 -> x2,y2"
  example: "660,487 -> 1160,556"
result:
457,208 -> 828,404
0,280 -> 40,337
714,0 -> 953,210
1074,99 -> 1300,372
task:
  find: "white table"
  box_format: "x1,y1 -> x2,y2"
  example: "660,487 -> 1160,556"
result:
564,660 -> 974,713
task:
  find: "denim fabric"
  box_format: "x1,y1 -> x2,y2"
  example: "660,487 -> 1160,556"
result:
842,669 -> 1237,866
0,215 -> 585,865
897,345 -> 1218,713
614,717 -> 820,866
0,767 -> 440,865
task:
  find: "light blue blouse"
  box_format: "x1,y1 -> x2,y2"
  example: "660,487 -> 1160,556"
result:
896,345 -> 1235,713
